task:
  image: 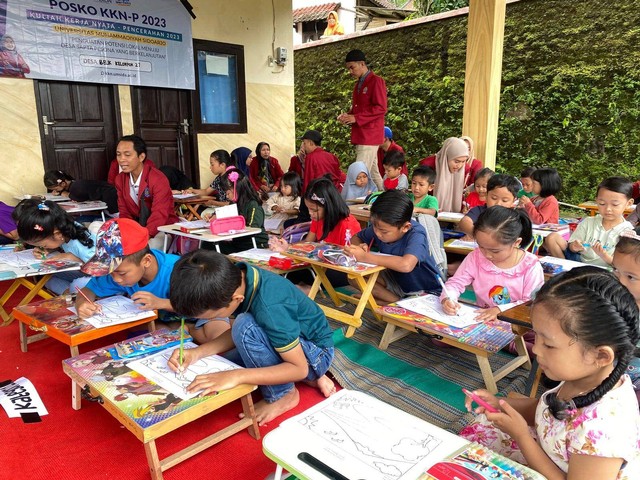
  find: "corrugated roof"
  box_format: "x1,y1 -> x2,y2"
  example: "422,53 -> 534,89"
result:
367,0 -> 397,9
293,3 -> 340,23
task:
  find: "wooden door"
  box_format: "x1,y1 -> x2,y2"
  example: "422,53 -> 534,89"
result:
34,81 -> 120,181
131,86 -> 199,186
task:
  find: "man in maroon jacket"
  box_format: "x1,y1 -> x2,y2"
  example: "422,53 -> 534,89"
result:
114,135 -> 178,250
300,130 -> 346,193
337,49 -> 387,190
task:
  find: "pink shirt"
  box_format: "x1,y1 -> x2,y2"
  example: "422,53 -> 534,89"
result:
441,248 -> 544,312
523,195 -> 559,224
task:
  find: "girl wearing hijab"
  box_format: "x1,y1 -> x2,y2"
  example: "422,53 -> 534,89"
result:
341,161 -> 378,200
323,11 -> 344,37
0,35 -> 30,78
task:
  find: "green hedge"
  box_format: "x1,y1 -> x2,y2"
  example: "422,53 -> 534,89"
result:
294,0 -> 640,204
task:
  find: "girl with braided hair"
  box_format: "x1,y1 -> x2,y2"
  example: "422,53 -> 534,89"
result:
460,266 -> 640,480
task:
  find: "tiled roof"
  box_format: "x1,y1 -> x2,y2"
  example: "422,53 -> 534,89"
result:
367,0 -> 397,8
293,2 -> 339,23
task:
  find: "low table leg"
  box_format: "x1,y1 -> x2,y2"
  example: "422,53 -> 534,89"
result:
19,322 -> 28,352
476,354 -> 498,394
144,439 -> 164,480
241,394 -> 260,440
72,381 -> 82,410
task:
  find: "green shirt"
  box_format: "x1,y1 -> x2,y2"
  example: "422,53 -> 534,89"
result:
410,193 -> 439,211
236,263 -> 334,352
517,189 -> 534,198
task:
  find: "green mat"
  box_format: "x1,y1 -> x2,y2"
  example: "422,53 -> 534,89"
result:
324,301 -> 530,434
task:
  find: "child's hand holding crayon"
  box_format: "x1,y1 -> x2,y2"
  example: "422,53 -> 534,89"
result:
32,246 -> 49,260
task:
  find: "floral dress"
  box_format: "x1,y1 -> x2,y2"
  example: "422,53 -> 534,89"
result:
460,375 -> 640,479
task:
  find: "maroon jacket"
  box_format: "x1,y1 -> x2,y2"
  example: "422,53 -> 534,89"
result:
248,156 -> 284,192
115,161 -> 178,237
377,141 -> 407,177
304,147 -> 346,192
349,71 -> 387,146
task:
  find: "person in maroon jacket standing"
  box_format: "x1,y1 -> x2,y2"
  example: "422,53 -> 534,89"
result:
114,135 -> 178,250
337,49 -> 387,191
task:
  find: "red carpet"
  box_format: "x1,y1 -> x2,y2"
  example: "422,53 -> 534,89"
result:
0,286 -> 331,480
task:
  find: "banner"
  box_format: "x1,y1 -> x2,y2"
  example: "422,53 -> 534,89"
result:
0,0 -> 194,89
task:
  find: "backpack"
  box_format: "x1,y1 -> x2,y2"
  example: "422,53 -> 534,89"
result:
281,221 -> 311,244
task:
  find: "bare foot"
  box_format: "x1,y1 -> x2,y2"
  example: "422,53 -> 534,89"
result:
304,375 -> 336,398
296,283 -> 311,295
240,388 -> 300,427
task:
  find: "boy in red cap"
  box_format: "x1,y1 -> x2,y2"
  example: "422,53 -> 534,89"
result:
76,218 -> 228,343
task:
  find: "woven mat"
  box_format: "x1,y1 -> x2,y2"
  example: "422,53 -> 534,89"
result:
323,299 -> 531,434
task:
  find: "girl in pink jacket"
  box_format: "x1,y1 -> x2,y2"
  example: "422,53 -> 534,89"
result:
520,167 -> 561,224
441,206 -> 544,323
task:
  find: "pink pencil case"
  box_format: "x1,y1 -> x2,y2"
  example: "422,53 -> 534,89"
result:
210,216 -> 246,235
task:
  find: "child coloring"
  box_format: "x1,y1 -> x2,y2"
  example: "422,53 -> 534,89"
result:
344,190 -> 442,304
167,250 -> 336,426
544,177 -> 634,267
409,166 -> 438,216
203,169 -> 269,253
14,198 -> 95,294
517,166 -> 536,199
341,161 -> 377,200
442,206 -> 544,322
460,267 -> 640,480
77,218 -> 229,344
519,167 -> 561,224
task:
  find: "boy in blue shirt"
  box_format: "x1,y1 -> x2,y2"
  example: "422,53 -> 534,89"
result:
76,218 -> 228,343
344,190 -> 442,303
166,250 -> 335,426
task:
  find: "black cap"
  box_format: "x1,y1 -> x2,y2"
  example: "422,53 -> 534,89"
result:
345,49 -> 366,63
301,130 -> 322,144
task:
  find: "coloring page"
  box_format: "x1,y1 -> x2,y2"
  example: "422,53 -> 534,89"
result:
396,294 -> 480,328
68,295 -> 156,329
0,249 -> 42,267
128,342 -> 242,400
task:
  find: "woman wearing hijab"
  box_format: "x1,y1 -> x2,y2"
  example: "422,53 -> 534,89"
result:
323,11 -> 344,37
0,35 -> 30,78
341,161 -> 378,200
420,136 -> 481,189
420,137 -> 469,213
248,141 -> 284,200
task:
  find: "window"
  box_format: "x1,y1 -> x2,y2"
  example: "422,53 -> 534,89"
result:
193,39 -> 247,133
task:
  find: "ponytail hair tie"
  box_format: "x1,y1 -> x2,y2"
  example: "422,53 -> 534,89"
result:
37,201 -> 50,211
228,171 -> 239,201
34,224 -> 44,231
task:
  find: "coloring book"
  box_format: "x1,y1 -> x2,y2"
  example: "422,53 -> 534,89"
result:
396,294 -> 481,329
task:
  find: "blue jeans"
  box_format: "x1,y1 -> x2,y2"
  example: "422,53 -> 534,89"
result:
231,313 -> 334,403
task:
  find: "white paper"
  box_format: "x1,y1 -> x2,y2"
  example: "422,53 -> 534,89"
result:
276,389 -> 468,480
0,377 -> 48,418
177,219 -> 209,229
128,342 -> 242,400
214,203 -> 238,219
264,217 -> 285,232
173,193 -> 199,200
0,249 -> 42,267
447,239 -> 478,249
230,248 -> 285,262
538,255 -> 605,271
396,294 -> 481,328
205,54 -> 229,75
68,295 -> 156,329
437,212 -> 465,222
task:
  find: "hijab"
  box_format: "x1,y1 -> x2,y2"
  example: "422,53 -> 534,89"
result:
341,161 -> 377,200
434,137 -> 468,212
323,11 -> 344,36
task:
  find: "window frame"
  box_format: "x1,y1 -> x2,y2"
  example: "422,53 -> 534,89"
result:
192,39 -> 247,134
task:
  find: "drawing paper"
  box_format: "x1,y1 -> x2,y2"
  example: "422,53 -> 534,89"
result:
447,239 -> 478,249
68,295 -> 155,329
396,294 -> 481,328
128,342 -> 242,400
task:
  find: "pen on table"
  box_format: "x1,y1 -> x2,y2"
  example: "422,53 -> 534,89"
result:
297,452 -> 349,480
75,286 -> 103,317
436,274 -> 460,315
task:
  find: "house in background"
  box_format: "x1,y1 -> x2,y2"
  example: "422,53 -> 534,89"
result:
293,0 -> 415,45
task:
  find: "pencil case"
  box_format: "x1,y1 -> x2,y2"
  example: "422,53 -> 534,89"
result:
268,256 -> 293,270
210,215 -> 246,235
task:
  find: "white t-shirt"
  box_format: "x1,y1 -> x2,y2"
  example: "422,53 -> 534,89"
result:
569,215 -> 634,267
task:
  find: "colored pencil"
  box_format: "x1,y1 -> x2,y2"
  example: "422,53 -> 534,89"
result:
75,286 -> 103,316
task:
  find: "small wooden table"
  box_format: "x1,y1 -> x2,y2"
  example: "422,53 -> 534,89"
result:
444,238 -> 476,256
62,330 -> 260,480
227,249 -> 310,277
579,201 -> 635,217
12,296 -> 157,358
173,195 -> 214,221
0,259 -> 81,326
282,247 -> 385,338
348,204 -> 371,228
58,200 -> 109,221
377,302 -> 531,394
158,223 -> 261,253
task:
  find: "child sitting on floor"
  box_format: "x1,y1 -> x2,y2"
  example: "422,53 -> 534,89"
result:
77,218 -> 229,344
167,250 -> 336,426
544,176 -> 634,267
13,198 -> 95,294
344,190 -> 442,304
382,150 -> 409,191
441,206 -> 544,324
458,174 -> 520,239
341,161 -> 377,200
409,166 -> 438,216
460,267 -> 640,480
263,171 -> 302,230
519,167 -> 561,224
463,167 -> 494,212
